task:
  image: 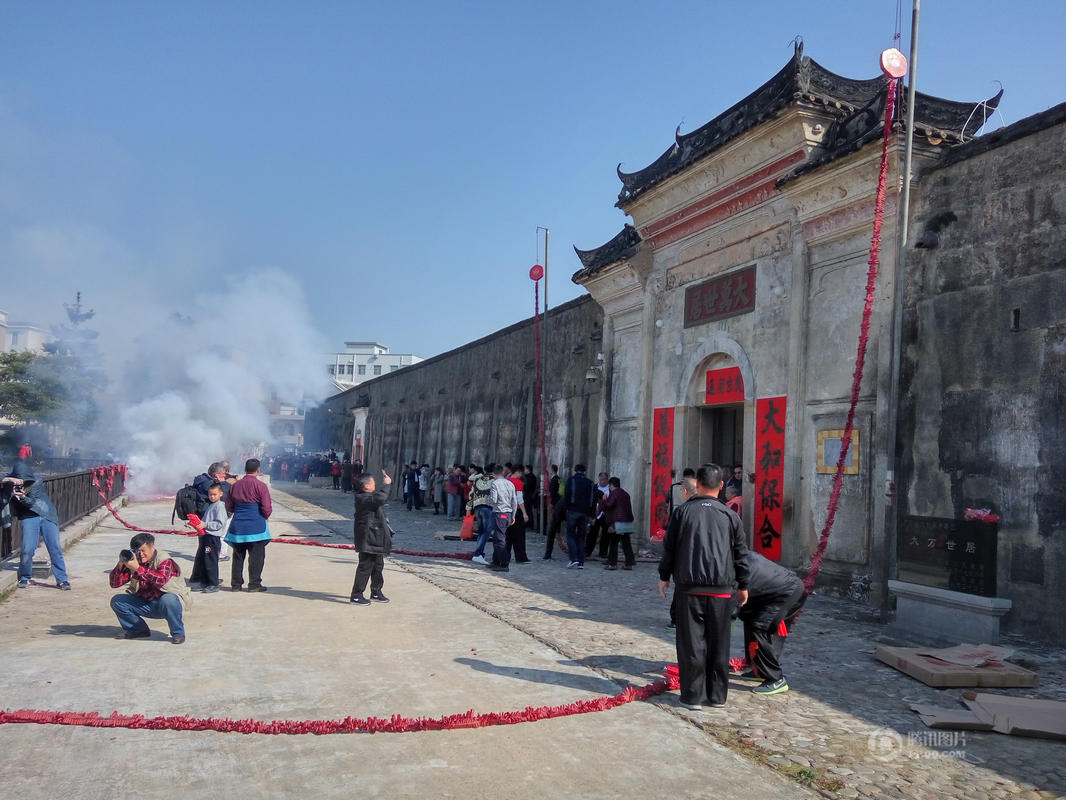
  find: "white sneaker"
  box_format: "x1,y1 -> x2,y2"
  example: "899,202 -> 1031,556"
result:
471,555 -> 489,565
566,561 -> 578,569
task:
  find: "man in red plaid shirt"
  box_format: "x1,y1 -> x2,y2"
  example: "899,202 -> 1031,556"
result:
109,533 -> 191,644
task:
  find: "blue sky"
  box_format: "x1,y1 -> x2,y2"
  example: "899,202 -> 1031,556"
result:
3,0 -> 1063,360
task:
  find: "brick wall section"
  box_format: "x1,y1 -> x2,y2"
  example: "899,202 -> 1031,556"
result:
306,295 -> 605,500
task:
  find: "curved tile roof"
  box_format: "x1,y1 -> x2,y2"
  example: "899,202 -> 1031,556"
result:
616,43 -> 1003,205
572,224 -> 642,284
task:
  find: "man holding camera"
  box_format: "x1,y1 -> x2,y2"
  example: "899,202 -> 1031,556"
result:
2,461 -> 70,590
109,532 -> 191,644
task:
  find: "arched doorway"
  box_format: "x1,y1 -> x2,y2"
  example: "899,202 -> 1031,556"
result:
683,354 -> 747,473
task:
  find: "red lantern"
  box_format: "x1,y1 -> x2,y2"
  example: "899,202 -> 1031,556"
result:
529,264 -> 544,281
880,48 -> 907,79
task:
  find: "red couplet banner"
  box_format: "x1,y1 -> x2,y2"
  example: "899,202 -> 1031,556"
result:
650,407 -> 675,540
753,396 -> 786,561
705,367 -> 744,405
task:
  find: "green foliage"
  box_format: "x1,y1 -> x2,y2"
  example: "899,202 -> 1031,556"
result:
0,350 -> 103,432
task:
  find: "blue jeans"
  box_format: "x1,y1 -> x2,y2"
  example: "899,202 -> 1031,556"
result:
472,505 -> 495,557
565,511 -> 590,565
19,516 -> 68,583
110,592 -> 185,637
446,493 -> 460,519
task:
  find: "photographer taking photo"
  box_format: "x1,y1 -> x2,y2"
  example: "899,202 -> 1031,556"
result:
2,460 -> 70,591
109,533 -> 191,644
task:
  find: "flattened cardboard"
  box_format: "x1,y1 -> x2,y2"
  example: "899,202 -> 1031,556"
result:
915,643 -> 1014,667
875,646 -> 1039,688
909,703 -> 995,730
962,692 -> 1066,740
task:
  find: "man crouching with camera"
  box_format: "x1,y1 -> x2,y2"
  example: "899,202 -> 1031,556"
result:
109,533 -> 191,644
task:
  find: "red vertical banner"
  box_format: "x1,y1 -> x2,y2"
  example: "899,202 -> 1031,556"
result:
754,396 -> 786,561
650,407 -> 675,540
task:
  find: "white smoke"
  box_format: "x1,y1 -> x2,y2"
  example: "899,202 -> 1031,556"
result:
118,270 -> 330,498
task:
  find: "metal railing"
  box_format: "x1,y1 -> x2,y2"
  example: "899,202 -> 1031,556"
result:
1,467 -> 125,560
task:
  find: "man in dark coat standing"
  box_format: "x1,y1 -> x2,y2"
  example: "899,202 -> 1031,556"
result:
350,470 -> 393,606
658,463 -> 749,710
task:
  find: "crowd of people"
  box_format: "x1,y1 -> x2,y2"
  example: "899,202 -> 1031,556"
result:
4,447 -> 803,710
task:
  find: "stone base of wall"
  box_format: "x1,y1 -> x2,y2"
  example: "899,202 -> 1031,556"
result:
888,579 -> 1012,644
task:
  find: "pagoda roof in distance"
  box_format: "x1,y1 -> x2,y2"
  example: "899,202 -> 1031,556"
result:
616,42 -> 1003,205
572,224 -> 642,284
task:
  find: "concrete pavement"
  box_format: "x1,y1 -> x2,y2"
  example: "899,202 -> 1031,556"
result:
0,492 -> 815,800
278,483 -> 1066,800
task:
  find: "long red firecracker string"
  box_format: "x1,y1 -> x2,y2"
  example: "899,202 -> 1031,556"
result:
88,466 -> 473,560
0,676 -> 679,736
804,78 -> 898,594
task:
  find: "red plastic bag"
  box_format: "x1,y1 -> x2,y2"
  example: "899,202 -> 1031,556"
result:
460,514 -> 475,540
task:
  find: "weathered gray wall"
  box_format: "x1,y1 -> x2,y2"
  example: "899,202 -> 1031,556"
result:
901,106 -> 1066,641
307,296 -> 605,500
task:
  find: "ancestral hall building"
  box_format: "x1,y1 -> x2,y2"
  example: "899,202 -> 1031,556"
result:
313,45 -> 1065,641
572,44 -> 1065,641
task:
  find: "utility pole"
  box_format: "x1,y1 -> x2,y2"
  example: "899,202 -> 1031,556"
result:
881,0 -> 921,620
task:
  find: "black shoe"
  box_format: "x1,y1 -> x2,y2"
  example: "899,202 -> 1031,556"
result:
515,559 -> 531,564
370,592 -> 390,603
123,627 -> 151,640
248,585 -> 268,592
171,635 -> 186,644
202,585 -> 220,593
57,581 -> 71,591
489,564 -> 510,572
231,585 -> 244,592
350,594 -> 371,606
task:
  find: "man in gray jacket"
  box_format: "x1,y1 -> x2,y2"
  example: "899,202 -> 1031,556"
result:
488,463 -> 517,573
658,463 -> 749,710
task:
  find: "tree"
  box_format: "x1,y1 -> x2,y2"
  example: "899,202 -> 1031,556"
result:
0,350 -> 101,432
0,351 -> 63,423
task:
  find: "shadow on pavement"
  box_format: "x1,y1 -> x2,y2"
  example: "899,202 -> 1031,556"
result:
455,657 -> 622,694
262,585 -> 351,604
48,624 -> 122,639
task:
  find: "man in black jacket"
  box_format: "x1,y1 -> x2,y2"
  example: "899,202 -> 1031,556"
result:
734,551 -> 806,695
658,463 -> 749,710
562,464 -> 596,569
350,470 -> 393,606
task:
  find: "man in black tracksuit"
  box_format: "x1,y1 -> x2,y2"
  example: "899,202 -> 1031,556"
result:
658,463 -> 749,710
735,551 -> 806,695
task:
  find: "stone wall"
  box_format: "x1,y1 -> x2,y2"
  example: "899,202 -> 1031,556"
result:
306,296 -> 605,502
901,105 -> 1066,641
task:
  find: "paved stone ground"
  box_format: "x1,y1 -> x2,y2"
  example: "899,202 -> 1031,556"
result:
0,491 -> 815,800
278,482 -> 1066,800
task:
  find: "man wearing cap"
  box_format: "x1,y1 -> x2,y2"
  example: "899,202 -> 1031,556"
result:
2,461 -> 70,591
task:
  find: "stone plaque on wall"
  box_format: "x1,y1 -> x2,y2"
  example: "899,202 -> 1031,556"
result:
683,265 -> 756,328
898,516 -> 998,597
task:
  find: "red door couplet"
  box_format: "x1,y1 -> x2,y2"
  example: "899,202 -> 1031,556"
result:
753,396 -> 786,561
705,367 -> 744,405
650,408 -> 675,541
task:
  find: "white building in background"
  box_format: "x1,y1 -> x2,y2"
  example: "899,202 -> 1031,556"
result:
0,310 -> 52,353
326,342 -> 423,390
